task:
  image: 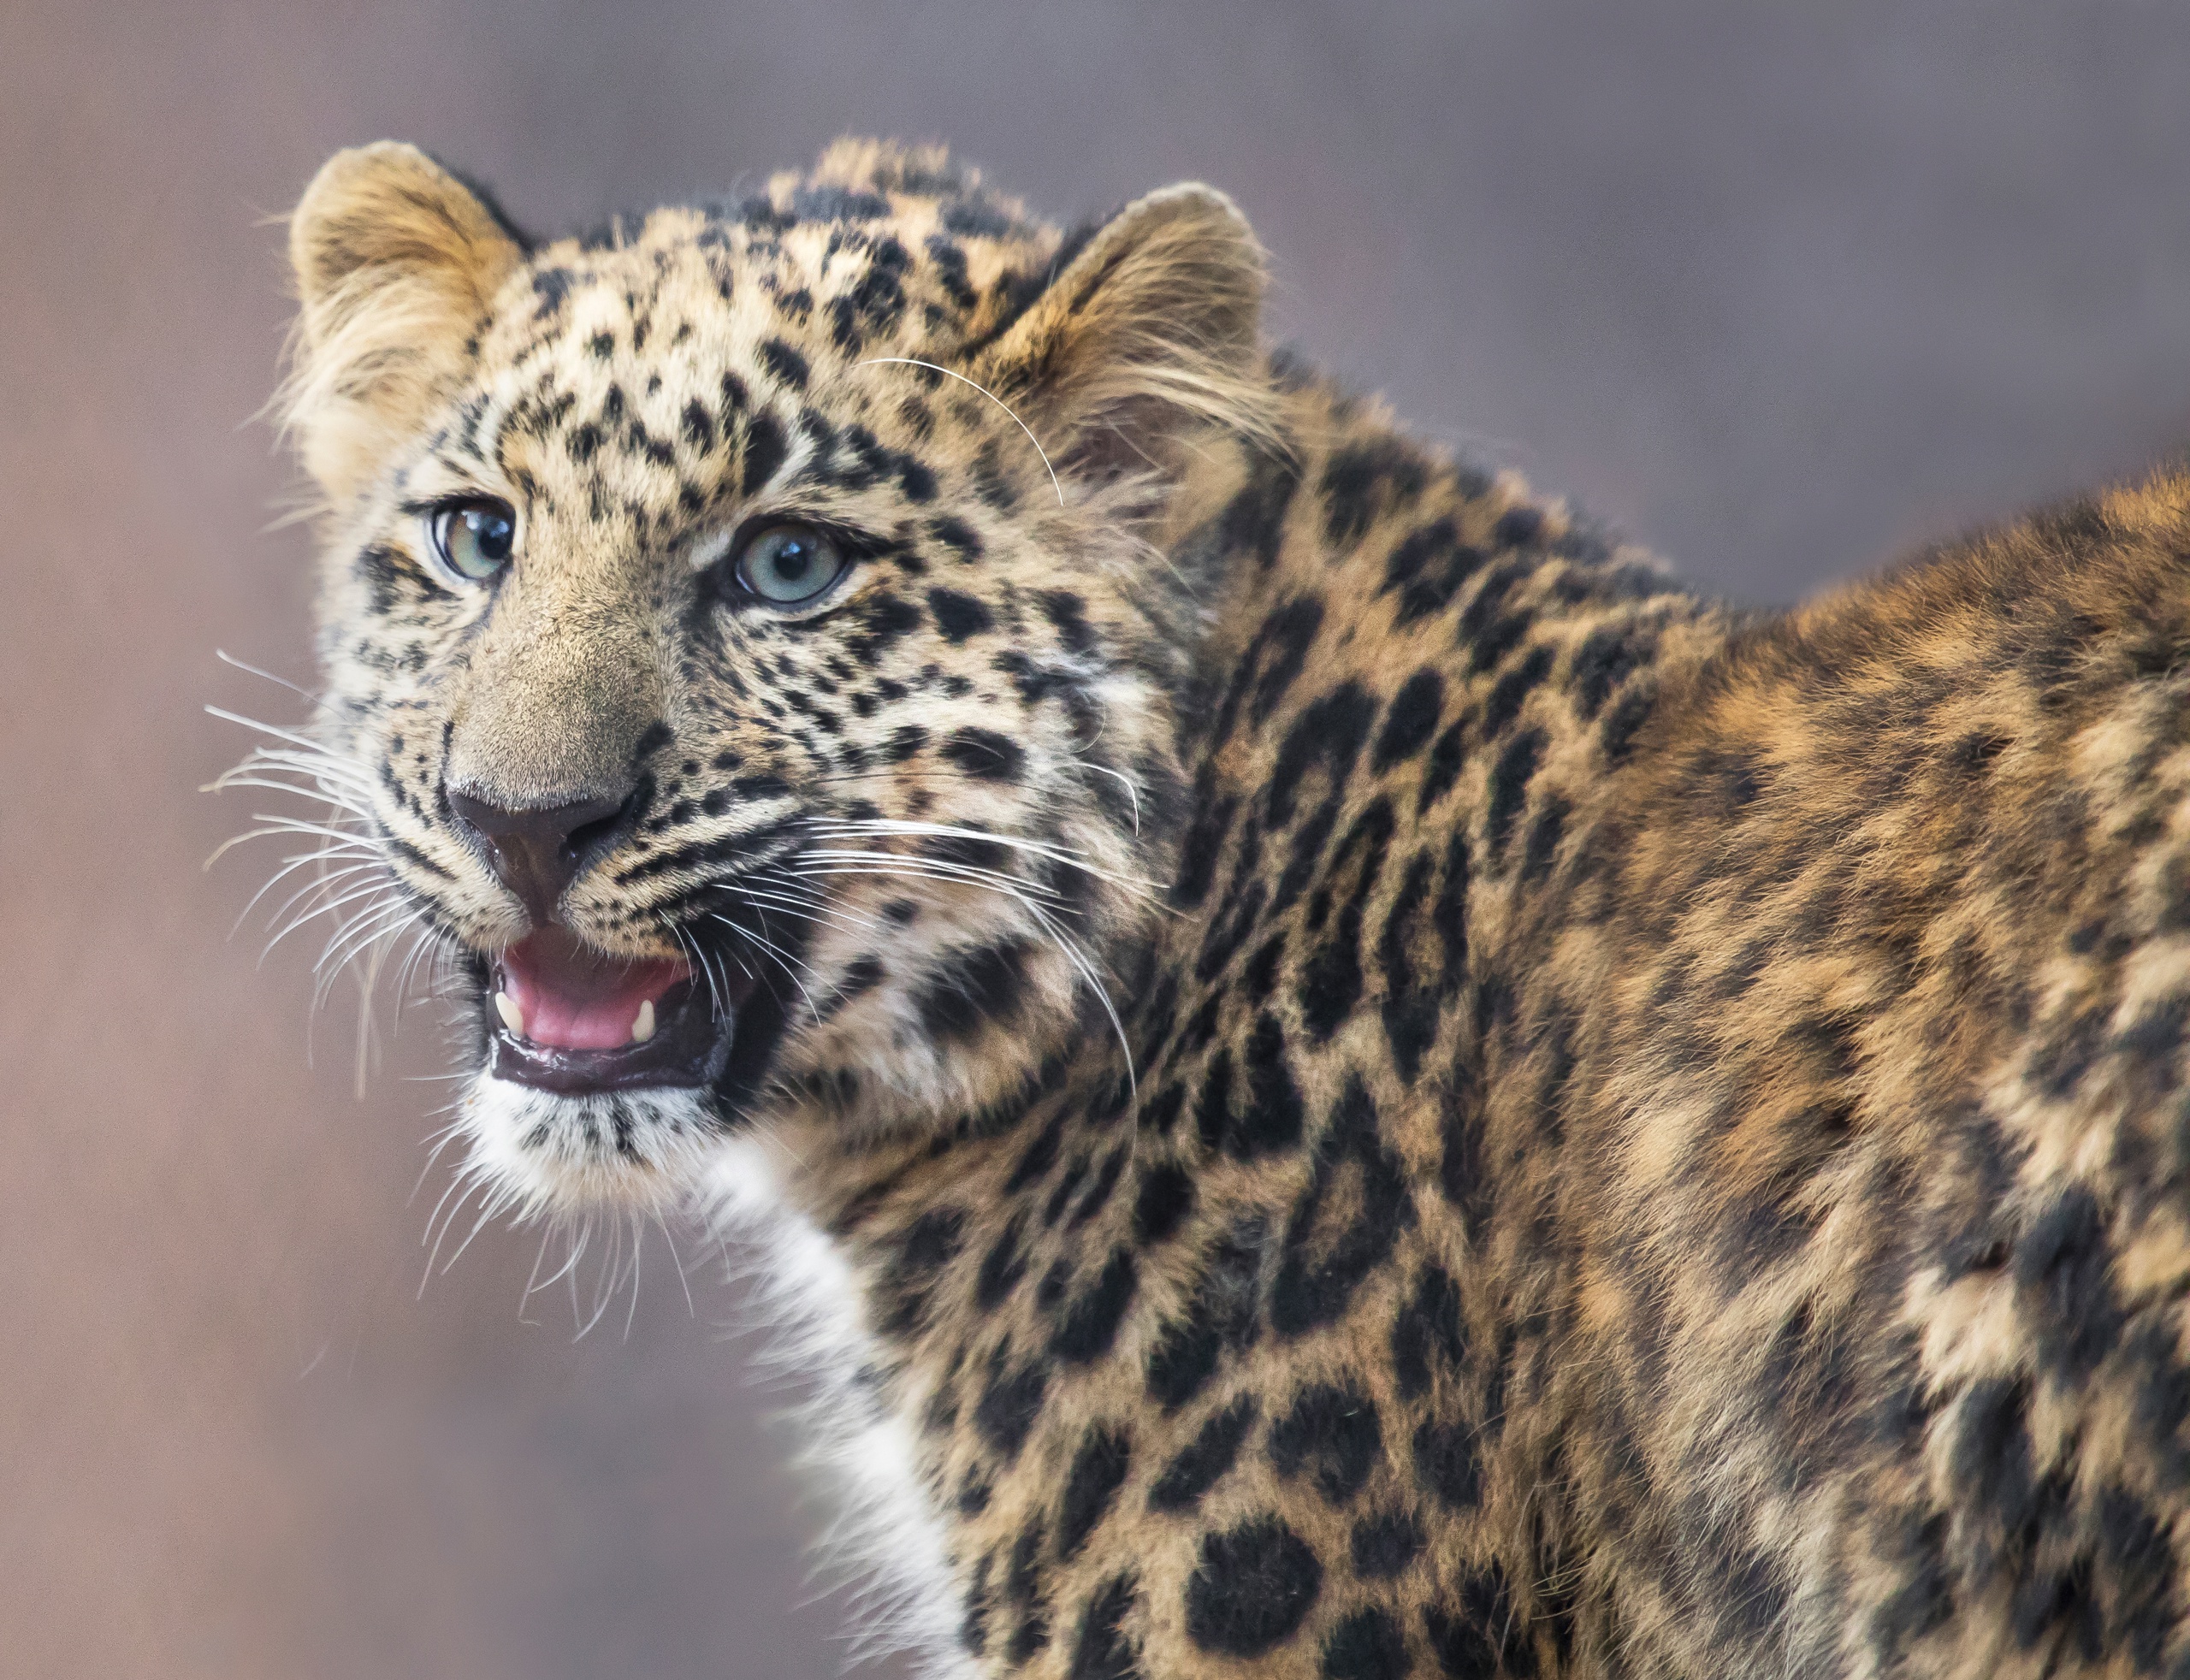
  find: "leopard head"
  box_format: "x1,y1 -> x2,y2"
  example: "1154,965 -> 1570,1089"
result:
277,139 -> 1269,1214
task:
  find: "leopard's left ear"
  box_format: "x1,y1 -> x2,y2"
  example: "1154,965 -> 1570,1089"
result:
284,142 -> 526,503
970,184 -> 1271,487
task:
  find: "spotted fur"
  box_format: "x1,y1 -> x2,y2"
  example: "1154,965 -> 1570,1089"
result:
266,137 -> 2190,1677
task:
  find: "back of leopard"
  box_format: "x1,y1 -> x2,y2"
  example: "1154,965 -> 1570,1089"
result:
245,135 -> 2190,1677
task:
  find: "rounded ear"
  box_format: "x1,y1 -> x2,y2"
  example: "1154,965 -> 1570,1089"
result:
970,184 -> 1271,487
284,142 -> 525,503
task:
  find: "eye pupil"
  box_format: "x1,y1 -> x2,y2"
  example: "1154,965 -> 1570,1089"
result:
430,498 -> 517,585
468,508 -> 513,562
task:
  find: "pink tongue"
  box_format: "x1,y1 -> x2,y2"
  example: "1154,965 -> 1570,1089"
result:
500,931 -> 690,1051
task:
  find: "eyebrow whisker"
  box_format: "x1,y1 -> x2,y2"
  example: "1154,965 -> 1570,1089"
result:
854,356 -> 1066,507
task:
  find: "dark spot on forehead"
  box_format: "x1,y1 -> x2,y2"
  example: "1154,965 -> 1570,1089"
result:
897,458 -> 937,502
739,413 -> 787,495
928,588 -> 995,643
530,266 -> 575,320
682,400 -> 716,453
926,234 -> 978,310
931,515 -> 984,564
758,340 -> 809,391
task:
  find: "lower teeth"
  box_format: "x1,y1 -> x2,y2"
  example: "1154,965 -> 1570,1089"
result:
489,990 -> 662,1047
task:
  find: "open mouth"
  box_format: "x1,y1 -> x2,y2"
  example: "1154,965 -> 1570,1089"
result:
482,926 -> 759,1095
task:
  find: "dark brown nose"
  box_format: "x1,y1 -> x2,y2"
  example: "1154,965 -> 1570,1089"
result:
447,788 -> 634,926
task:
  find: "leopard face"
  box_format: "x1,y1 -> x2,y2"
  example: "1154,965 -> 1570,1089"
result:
282,139 -> 1269,1214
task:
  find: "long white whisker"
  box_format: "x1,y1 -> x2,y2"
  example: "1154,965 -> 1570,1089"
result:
206,743 -> 376,787
810,818 -> 1152,889
796,849 -> 1068,903
204,704 -> 362,762
781,855 -> 1137,1091
419,1168 -> 480,1293
411,1112 -> 471,1203
232,855 -> 384,937
206,780 -> 373,824
204,763 -> 375,815
518,1226 -> 558,1326
854,356 -> 1065,507
575,1221 -> 620,1340
1022,894 -> 1135,1097
530,1222 -> 589,1302
439,1182 -> 513,1276
249,850 -> 383,917
656,1214 -> 697,1318
713,915 -> 825,1020
666,920 -> 727,1024
722,884 -> 882,935
312,902 -> 420,1007
1071,759 -> 1142,834
393,920 -> 448,1011
263,875 -> 396,961
204,810 -> 373,870
216,648 -> 317,698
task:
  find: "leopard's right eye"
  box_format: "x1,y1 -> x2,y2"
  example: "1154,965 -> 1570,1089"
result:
735,523 -> 849,606
425,498 -> 517,589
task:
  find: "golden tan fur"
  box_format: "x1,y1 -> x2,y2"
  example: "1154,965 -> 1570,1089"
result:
262,138 -> 2190,1677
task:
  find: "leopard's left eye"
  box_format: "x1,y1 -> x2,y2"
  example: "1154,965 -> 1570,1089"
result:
425,498 -> 517,587
736,524 -> 848,606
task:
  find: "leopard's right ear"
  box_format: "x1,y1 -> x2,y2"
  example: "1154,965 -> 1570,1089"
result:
968,184 -> 1273,491
285,143 -> 525,504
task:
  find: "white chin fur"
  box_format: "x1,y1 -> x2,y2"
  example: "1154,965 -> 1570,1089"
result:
460,1072 -> 725,1216
456,1083 -> 969,1675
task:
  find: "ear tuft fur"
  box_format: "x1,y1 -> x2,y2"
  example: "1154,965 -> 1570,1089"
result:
283,142 -> 524,503
970,184 -> 1274,488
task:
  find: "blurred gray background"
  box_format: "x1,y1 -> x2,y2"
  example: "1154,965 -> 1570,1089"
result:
9,3 -> 2190,1677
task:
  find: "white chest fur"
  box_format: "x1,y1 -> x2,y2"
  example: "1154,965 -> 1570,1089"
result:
701,1138 -> 978,1678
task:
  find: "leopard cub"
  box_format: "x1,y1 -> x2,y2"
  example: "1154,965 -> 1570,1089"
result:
259,135 -> 2190,1677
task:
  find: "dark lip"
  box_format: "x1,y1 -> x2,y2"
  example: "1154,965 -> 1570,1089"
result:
471,937 -> 787,1104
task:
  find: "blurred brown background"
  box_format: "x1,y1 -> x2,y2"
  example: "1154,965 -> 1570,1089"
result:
9,3 -> 2190,1677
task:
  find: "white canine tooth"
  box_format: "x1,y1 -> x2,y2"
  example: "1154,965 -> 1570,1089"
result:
630,999 -> 656,1044
494,991 -> 525,1037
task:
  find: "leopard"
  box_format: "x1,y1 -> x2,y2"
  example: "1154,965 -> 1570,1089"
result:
247,133 -> 2190,1678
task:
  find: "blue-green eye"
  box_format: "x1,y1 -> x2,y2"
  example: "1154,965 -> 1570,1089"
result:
428,499 -> 516,586
736,524 -> 847,605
